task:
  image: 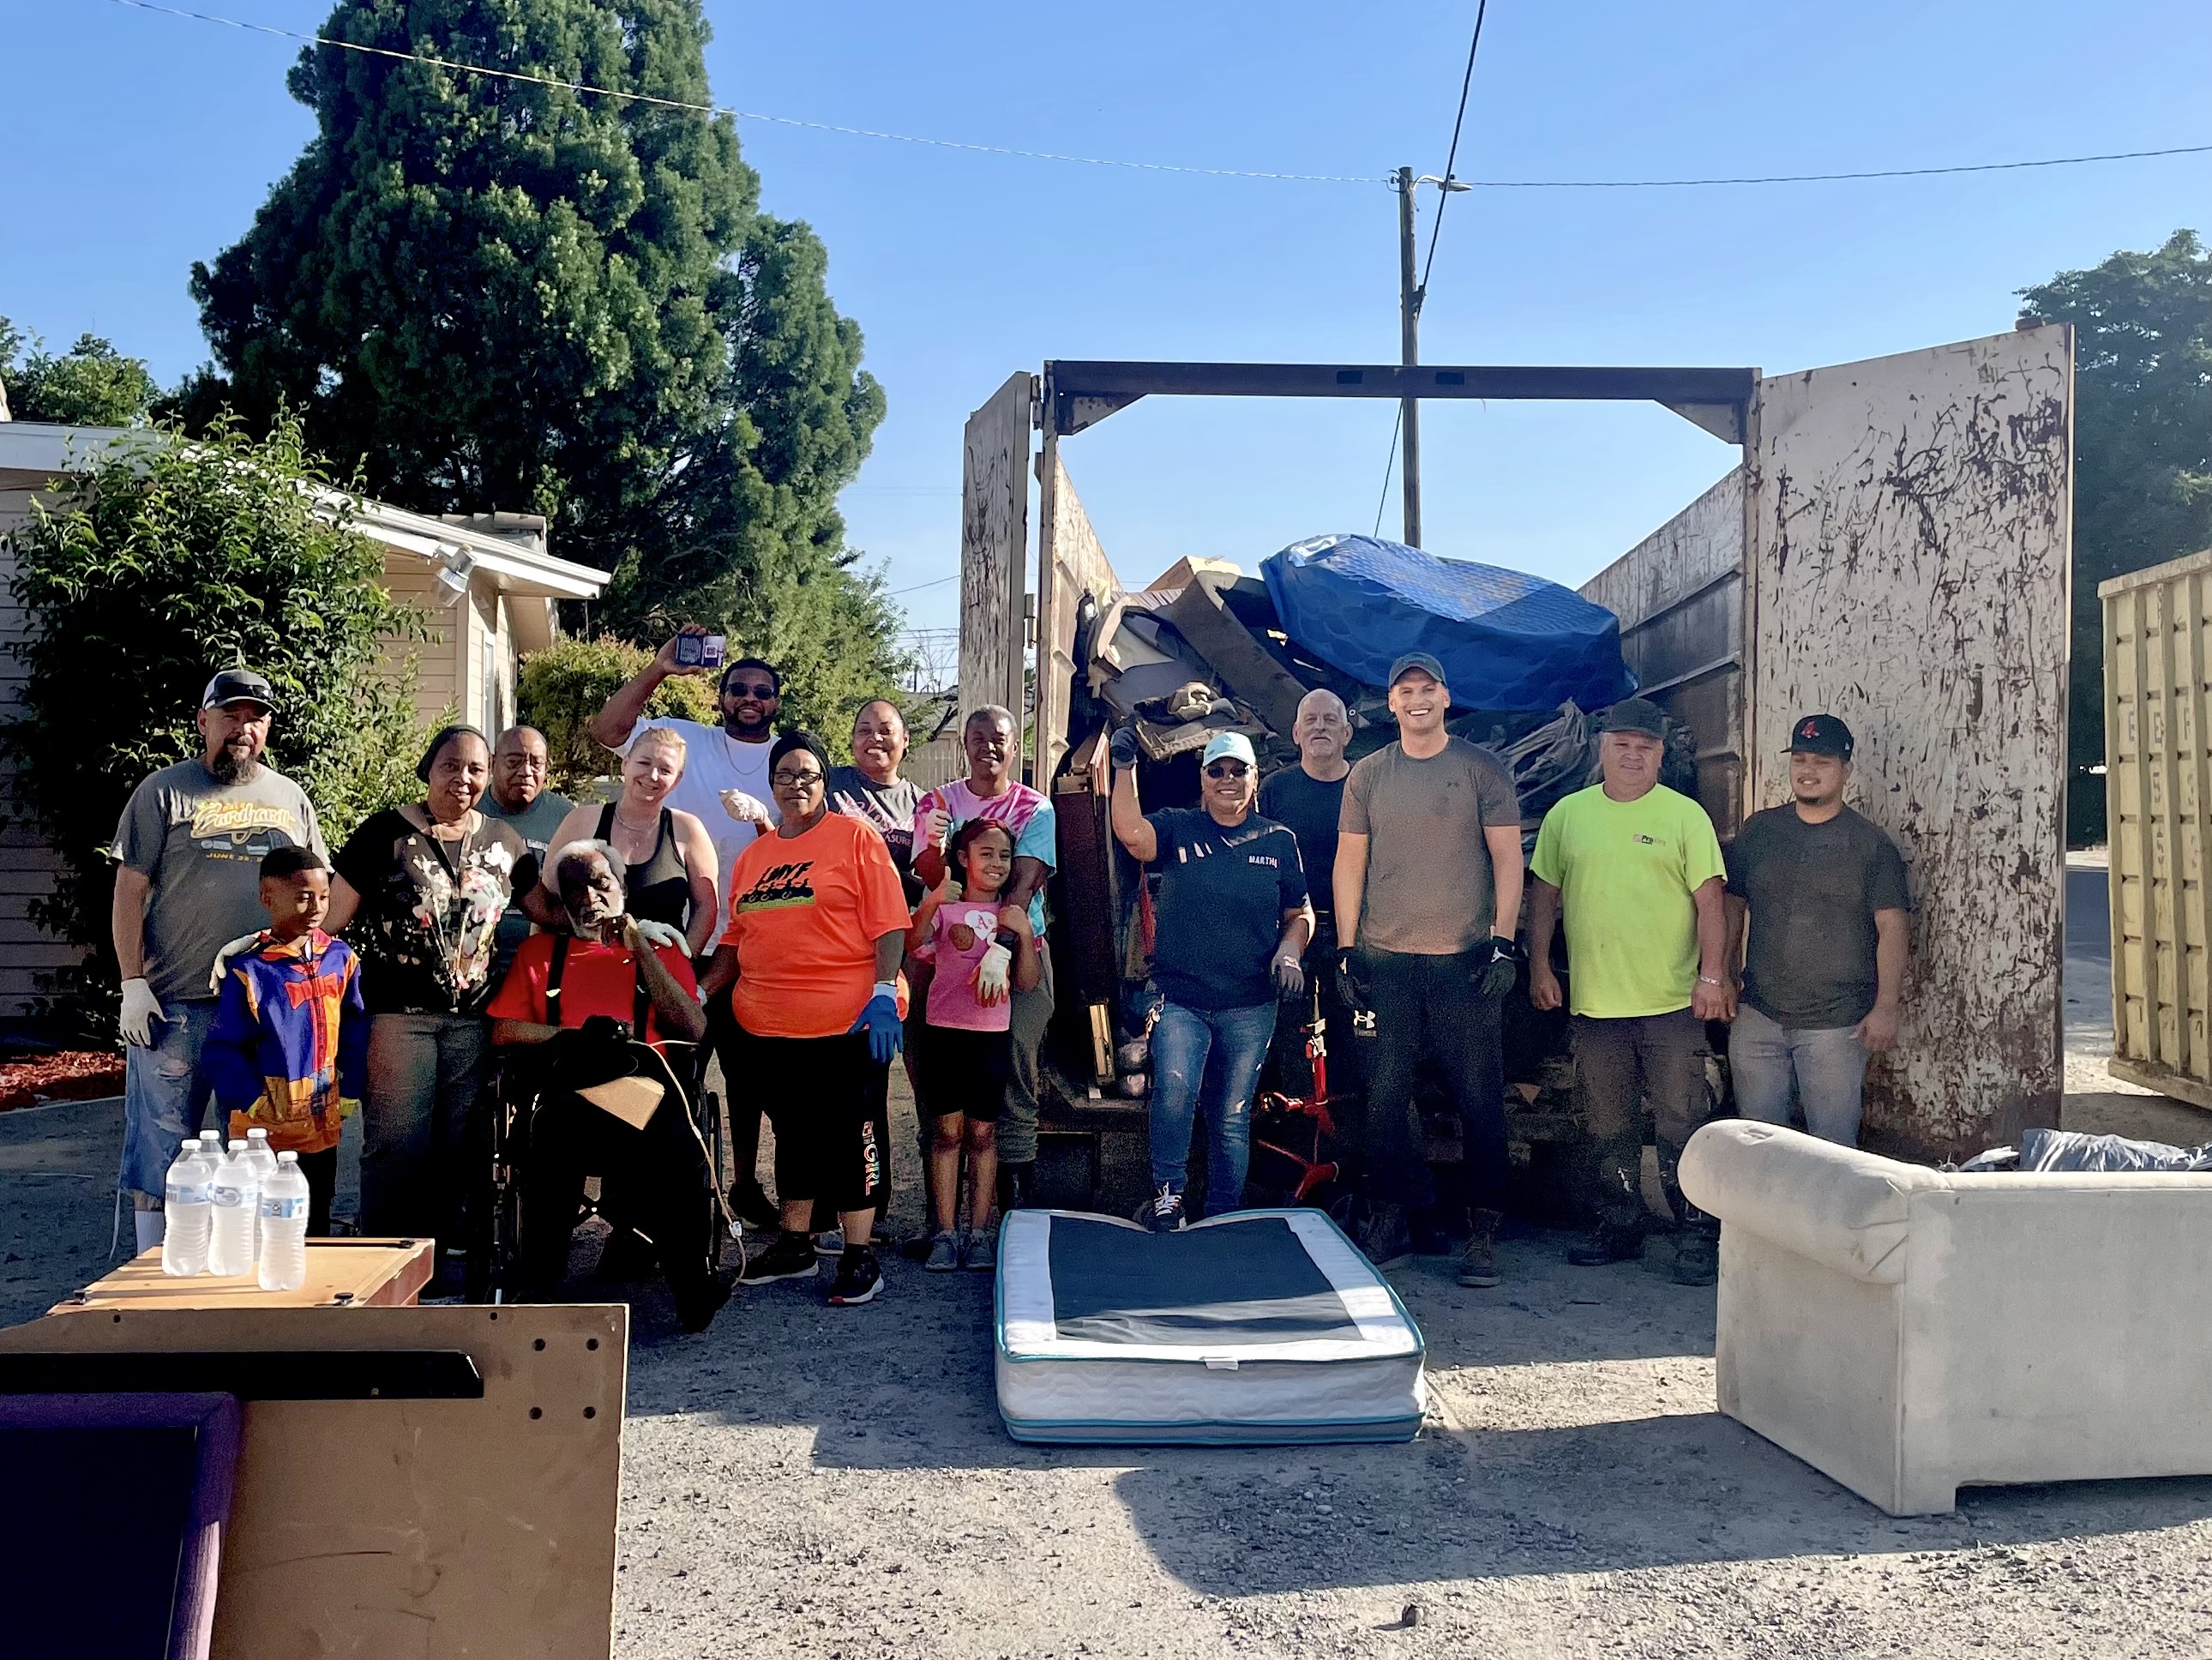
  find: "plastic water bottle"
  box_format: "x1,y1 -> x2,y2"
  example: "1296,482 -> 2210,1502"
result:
207,1140 -> 259,1278
243,1128 -> 279,1260
257,1152 -> 311,1291
160,1138 -> 213,1276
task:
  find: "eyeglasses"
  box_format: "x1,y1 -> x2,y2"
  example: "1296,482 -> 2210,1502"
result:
771,769 -> 823,788
1204,761 -> 1251,779
727,680 -> 778,699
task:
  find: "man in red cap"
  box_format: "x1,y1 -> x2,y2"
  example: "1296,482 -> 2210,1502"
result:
1724,713 -> 1911,1146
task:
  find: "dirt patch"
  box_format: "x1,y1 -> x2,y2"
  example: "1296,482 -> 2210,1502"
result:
0,1051 -> 123,1114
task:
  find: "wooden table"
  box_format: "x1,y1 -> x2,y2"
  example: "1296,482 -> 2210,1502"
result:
48,1238 -> 436,1314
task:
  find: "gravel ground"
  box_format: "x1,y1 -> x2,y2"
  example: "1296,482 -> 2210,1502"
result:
9,934 -> 2212,1657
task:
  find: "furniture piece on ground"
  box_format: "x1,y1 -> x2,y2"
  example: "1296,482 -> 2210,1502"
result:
0,1302 -> 626,1657
995,1207 -> 1425,1445
51,1237 -> 435,1314
1679,1120 -> 2212,1515
0,1391 -> 240,1660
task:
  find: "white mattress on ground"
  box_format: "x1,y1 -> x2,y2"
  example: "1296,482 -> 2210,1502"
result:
994,1207 -> 1427,1445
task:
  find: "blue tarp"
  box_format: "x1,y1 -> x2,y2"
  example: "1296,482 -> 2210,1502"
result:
1260,533 -> 1637,712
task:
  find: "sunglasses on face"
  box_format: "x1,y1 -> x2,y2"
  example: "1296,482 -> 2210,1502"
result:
772,769 -> 822,789
1205,761 -> 1251,779
727,681 -> 778,699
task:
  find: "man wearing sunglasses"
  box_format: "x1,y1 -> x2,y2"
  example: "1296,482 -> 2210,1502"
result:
1333,653 -> 1526,1283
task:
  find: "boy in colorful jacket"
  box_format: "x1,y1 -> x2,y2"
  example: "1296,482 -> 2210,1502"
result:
204,846 -> 368,1235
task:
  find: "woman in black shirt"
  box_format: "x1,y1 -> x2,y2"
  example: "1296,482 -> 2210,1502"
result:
328,725 -> 537,1260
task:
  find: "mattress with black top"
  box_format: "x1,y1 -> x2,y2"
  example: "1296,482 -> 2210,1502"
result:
994,1208 -> 1427,1445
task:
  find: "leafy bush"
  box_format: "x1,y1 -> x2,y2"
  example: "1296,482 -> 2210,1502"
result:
1,412 -> 426,1038
516,636 -> 718,795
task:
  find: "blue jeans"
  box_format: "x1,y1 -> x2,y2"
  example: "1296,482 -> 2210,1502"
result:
120,1000 -> 219,1201
360,1012 -> 491,1253
1148,1001 -> 1277,1219
1728,1001 -> 1870,1146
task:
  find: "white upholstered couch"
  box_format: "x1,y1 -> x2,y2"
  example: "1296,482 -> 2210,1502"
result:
1678,1120 -> 2212,1515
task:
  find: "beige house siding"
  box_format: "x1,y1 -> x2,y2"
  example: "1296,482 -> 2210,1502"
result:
0,487 -> 76,1016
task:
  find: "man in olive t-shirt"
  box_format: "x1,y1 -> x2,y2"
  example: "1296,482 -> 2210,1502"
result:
1335,654 -> 1525,1283
1725,714 -> 1911,1146
1528,697 -> 1730,1284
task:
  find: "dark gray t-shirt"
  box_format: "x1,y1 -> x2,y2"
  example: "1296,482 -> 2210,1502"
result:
111,760 -> 326,1006
1340,737 -> 1521,954
479,789 -> 574,965
1727,803 -> 1911,1028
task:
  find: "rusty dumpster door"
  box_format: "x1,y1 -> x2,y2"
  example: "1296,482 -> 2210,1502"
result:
1748,324 -> 2074,1162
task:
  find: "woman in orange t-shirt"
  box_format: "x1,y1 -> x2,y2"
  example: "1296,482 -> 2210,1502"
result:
701,731 -> 910,1307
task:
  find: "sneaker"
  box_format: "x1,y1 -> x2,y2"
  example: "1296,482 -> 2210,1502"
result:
827,1246 -> 884,1306
738,1230 -> 821,1284
1567,1221 -> 1646,1267
1671,1230 -> 1718,1286
1355,1201 -> 1411,1267
1457,1208 -> 1502,1288
673,1269 -> 735,1334
814,1228 -> 846,1257
962,1229 -> 995,1272
1145,1185 -> 1187,1235
924,1231 -> 960,1273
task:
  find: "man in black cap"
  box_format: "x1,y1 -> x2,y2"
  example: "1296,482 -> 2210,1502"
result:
1527,695 -> 1730,1284
109,669 -> 325,1251
1724,714 -> 1911,1146
1333,651 -> 1524,1282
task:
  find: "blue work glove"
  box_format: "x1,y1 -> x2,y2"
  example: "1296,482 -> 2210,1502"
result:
849,982 -> 904,1065
1108,725 -> 1140,770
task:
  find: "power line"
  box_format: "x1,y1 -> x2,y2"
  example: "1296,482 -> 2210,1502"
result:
93,1 -> 2210,190
885,574 -> 959,596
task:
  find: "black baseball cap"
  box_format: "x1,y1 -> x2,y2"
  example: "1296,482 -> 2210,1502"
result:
1786,713 -> 1854,759
1598,696 -> 1667,737
1387,652 -> 1448,688
201,668 -> 276,712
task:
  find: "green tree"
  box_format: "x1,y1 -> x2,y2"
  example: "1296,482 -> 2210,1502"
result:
514,635 -> 715,794
0,413 -> 426,1038
2018,231 -> 2212,845
185,0 -> 893,684
0,319 -> 161,426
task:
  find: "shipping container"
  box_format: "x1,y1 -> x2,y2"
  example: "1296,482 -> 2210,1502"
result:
963,326 -> 2075,1166
2101,546 -> 2212,1110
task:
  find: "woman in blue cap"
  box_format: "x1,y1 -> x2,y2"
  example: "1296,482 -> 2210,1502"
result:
1095,729 -> 1314,1231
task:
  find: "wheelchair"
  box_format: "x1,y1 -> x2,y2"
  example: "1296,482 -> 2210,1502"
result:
466,1030 -> 739,1305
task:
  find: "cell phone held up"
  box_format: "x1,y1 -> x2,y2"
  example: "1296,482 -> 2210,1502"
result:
675,633 -> 727,671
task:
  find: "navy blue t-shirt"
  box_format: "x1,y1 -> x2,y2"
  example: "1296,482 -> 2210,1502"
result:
1145,809 -> 1310,1012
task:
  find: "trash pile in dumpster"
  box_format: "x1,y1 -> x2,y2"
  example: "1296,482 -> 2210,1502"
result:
1061,532 -> 1681,1222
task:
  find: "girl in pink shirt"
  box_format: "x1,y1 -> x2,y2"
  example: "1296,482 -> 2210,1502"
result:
907,819 -> 1039,1271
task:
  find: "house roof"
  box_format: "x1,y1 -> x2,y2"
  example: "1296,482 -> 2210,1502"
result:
0,420 -> 610,600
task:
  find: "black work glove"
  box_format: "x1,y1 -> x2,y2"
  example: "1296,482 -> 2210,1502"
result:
1334,946 -> 1371,1012
1108,725 -> 1140,769
1477,934 -> 1524,1000
579,1013 -> 634,1049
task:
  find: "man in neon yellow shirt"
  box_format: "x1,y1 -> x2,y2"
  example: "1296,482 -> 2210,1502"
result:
1528,697 -> 1732,1284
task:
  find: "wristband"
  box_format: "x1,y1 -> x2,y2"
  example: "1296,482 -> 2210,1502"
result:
1698,975 -> 1724,986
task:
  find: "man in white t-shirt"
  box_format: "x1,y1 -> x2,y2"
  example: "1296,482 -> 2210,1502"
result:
590,627 -> 786,1226
589,627 -> 783,922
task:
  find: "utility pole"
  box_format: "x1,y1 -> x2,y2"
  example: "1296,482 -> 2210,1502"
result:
1395,165 -> 1422,549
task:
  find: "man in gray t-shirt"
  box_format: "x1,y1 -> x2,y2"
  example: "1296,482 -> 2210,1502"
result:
479,725 -> 574,970
110,669 -> 324,1245
1333,654 -> 1525,1283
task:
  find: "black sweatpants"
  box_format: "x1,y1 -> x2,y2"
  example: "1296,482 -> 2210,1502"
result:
517,1087 -> 716,1303
1361,946 -> 1509,1212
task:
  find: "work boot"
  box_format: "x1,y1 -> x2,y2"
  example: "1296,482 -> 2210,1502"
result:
1457,1208 -> 1503,1288
1356,1201 -> 1412,1267
1672,1230 -> 1718,1286
1567,1219 -> 1645,1267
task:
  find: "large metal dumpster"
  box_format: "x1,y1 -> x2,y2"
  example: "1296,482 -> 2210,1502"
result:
2102,547 -> 2212,1109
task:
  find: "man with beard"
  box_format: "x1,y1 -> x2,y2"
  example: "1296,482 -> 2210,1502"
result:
591,630 -> 787,1224
1259,689 -> 1361,1102
109,669 -> 326,1251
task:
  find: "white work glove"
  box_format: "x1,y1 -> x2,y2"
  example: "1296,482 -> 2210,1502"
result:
972,941 -> 1013,1006
719,790 -> 773,829
627,917 -> 691,958
207,931 -> 263,995
917,804 -> 951,853
119,978 -> 165,1048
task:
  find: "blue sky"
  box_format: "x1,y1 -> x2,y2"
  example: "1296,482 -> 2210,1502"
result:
5,0 -> 2207,648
